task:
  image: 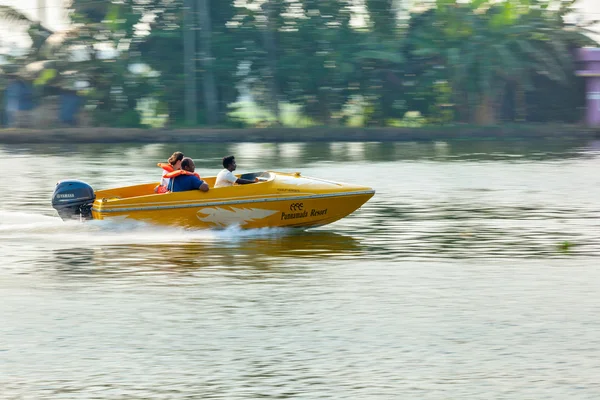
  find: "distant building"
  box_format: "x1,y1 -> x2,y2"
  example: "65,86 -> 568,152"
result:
576,48 -> 600,127
3,78 -> 34,127
2,78 -> 84,128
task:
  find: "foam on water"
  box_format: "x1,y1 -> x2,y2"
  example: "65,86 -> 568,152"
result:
0,210 -> 294,249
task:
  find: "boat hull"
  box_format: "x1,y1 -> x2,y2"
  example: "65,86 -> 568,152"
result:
91,191 -> 374,229
87,171 -> 375,229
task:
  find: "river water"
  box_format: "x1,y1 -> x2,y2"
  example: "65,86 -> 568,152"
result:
1,139 -> 600,399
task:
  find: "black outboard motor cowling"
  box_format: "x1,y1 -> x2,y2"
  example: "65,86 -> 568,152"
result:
51,180 -> 95,221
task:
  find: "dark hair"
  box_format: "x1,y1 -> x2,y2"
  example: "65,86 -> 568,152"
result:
222,155 -> 235,169
168,151 -> 184,166
181,157 -> 195,171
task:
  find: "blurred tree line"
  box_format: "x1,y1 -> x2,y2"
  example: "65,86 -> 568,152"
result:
0,0 -> 597,127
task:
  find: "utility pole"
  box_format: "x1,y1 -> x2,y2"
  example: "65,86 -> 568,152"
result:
38,0 -> 45,26
197,0 -> 218,125
183,0 -> 197,125
262,0 -> 280,124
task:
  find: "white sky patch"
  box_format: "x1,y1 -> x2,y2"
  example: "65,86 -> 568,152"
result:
0,0 -> 68,50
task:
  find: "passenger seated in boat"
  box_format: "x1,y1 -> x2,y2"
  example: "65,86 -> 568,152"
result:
214,155 -> 258,188
167,157 -> 209,193
155,151 -> 184,193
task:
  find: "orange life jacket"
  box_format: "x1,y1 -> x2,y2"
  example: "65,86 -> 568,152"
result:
164,170 -> 201,179
157,162 -> 175,173
155,163 -> 175,193
159,170 -> 202,193
155,164 -> 200,194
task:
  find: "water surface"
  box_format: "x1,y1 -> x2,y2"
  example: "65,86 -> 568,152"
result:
1,139 -> 600,399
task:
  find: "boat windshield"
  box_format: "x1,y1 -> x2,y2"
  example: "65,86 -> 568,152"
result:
239,171 -> 272,182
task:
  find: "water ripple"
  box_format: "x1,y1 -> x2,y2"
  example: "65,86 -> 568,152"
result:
2,141 -> 600,399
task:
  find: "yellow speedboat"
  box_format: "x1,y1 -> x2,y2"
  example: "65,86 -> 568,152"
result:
51,171 -> 375,229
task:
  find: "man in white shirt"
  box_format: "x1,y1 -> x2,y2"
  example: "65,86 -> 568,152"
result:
214,155 -> 258,188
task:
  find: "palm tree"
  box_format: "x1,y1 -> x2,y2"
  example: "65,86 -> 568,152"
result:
197,0 -> 218,125
261,0 -> 281,125
405,0 -> 596,124
0,5 -> 58,126
0,5 -> 54,64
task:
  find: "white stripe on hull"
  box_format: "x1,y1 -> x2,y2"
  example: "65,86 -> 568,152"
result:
92,190 -> 375,214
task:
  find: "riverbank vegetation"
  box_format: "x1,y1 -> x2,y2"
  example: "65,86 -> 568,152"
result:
0,0 -> 597,129
1,123 -> 598,144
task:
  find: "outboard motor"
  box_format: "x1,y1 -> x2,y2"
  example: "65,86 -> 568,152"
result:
51,180 -> 95,221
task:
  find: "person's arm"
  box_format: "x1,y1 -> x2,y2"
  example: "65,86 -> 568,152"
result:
155,175 -> 169,192
184,175 -> 207,192
225,171 -> 255,185
192,177 -> 209,192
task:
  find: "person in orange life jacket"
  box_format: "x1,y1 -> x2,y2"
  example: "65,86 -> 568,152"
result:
168,157 -> 209,193
155,151 -> 184,193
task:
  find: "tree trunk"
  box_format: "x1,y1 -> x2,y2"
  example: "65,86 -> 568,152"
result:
183,0 -> 197,125
458,90 -> 473,123
474,95 -> 496,125
318,90 -> 332,125
515,84 -> 526,122
262,0 -> 280,124
197,0 -> 218,125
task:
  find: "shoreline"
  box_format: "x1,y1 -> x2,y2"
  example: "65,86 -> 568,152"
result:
1,125 -> 599,144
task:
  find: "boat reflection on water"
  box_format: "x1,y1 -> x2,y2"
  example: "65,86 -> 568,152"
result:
49,230 -> 363,278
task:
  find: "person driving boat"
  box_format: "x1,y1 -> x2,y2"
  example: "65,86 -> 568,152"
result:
214,155 -> 258,188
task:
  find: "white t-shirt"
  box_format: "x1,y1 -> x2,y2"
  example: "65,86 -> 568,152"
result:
160,170 -> 170,187
215,169 -> 238,188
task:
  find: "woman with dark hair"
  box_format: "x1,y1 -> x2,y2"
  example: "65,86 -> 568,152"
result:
155,151 -> 184,193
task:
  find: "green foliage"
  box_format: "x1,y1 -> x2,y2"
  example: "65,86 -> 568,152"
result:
1,0 -> 597,128
136,0 -> 242,126
235,0 -> 359,124
366,0 -> 396,37
33,68 -> 57,86
404,0 -> 596,124
557,241 -> 574,253
428,81 -> 455,125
